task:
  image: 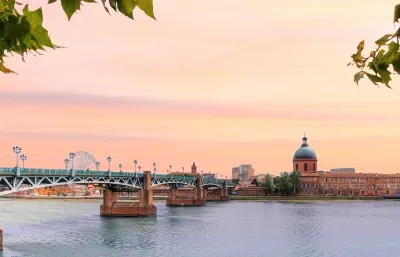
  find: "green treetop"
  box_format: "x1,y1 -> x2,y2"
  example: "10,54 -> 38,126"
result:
0,0 -> 155,74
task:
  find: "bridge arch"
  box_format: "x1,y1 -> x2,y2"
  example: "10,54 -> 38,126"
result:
0,176 -> 143,196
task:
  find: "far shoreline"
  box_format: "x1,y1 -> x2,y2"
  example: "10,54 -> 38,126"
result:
1,195 -> 399,202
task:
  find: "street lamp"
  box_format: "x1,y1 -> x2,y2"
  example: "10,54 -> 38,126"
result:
69,152 -> 76,177
69,152 -> 75,169
169,165 -> 172,174
153,162 -> 156,175
138,166 -> 141,172
134,160 -> 137,173
20,154 -> 27,169
13,146 -> 22,168
95,162 -> 100,171
107,157 -> 111,171
182,167 -> 184,176
119,164 -> 122,172
64,158 -> 69,171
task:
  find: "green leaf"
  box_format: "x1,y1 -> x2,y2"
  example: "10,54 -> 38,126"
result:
4,23 -> 30,41
375,34 -> 392,46
109,0 -> 117,11
48,0 -> 58,3
394,4 -> 400,23
31,26 -> 54,48
22,6 -> 54,49
392,59 -> 400,74
23,6 -> 43,27
354,71 -> 365,85
137,0 -> 155,19
365,72 -> 383,86
82,0 -> 96,2
117,0 -> 136,19
0,62 -> 17,74
61,0 -> 81,20
377,68 -> 392,88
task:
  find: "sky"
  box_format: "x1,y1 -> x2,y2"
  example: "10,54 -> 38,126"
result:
1,0 -> 400,177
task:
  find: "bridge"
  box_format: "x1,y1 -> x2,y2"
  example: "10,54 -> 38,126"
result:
0,168 -> 235,195
0,150 -> 236,216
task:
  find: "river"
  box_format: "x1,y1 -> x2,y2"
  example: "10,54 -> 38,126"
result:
0,199 -> 399,257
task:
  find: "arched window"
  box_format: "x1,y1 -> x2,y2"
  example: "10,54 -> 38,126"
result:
304,163 -> 308,171
313,163 -> 316,171
295,164 -> 299,171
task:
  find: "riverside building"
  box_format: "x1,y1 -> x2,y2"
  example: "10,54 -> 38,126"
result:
294,135 -> 400,197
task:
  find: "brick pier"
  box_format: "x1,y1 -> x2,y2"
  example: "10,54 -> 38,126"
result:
167,176 -> 205,206
100,171 -> 157,217
0,227 -> 3,251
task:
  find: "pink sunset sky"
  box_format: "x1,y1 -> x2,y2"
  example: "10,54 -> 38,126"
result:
1,0 -> 400,177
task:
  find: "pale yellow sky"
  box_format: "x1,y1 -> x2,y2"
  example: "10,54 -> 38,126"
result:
1,0 -> 400,176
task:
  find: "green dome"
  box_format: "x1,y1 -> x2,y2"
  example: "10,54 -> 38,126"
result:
293,135 -> 317,160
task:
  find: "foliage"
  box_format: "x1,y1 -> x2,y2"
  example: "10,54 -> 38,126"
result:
349,4 -> 400,88
289,170 -> 301,195
262,174 -> 274,195
274,171 -> 301,196
0,0 -> 155,74
250,178 -> 259,186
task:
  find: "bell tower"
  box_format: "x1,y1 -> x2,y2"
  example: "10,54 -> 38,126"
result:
191,162 -> 197,173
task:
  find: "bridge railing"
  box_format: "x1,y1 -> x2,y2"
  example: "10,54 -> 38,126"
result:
152,174 -> 195,180
0,168 -> 145,177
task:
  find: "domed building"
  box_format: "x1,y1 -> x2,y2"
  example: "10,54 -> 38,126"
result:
293,134 -> 318,173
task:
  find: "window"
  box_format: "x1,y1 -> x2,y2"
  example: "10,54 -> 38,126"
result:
350,191 -> 353,195
387,191 -> 390,195
325,191 -> 328,195
304,163 -> 308,171
313,163 -> 316,171
362,191 -> 364,195
338,191 -> 341,195
295,163 -> 299,171
375,191 -> 377,195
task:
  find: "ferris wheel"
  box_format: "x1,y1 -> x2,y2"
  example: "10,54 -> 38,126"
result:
67,151 -> 99,171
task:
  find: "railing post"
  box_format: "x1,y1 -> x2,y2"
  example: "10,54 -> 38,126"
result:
108,169 -> 111,178
70,169 -> 75,177
15,167 -> 20,177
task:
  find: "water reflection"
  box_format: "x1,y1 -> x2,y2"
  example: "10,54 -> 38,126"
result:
1,200 -> 400,256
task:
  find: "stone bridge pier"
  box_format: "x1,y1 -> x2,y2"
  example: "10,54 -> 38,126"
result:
100,171 -> 157,217
205,181 -> 230,201
167,176 -> 205,206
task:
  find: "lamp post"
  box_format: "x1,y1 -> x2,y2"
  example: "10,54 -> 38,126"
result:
169,165 -> 172,174
69,152 -> 76,177
107,157 -> 111,171
119,164 -> 122,172
64,158 -> 69,171
182,167 -> 184,176
13,146 -> 21,169
107,157 -> 112,177
153,162 -> 156,175
20,154 -> 27,169
95,162 -> 100,171
138,166 -> 141,173
134,160 -> 137,173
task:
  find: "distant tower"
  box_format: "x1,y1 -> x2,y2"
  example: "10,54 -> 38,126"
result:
191,162 -> 197,173
292,134 -> 318,173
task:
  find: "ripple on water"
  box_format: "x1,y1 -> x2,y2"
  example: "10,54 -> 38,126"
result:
2,201 -> 400,256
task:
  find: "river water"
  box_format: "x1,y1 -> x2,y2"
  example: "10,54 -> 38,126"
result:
0,199 -> 400,257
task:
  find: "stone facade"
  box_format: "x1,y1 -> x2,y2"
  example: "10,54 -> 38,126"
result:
294,135 -> 400,197
300,172 -> 400,196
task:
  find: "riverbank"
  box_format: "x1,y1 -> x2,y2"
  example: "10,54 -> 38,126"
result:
230,195 -> 390,201
0,195 -> 168,201
2,195 -> 398,202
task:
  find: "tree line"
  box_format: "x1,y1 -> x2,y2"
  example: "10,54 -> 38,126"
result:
250,171 -> 301,196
